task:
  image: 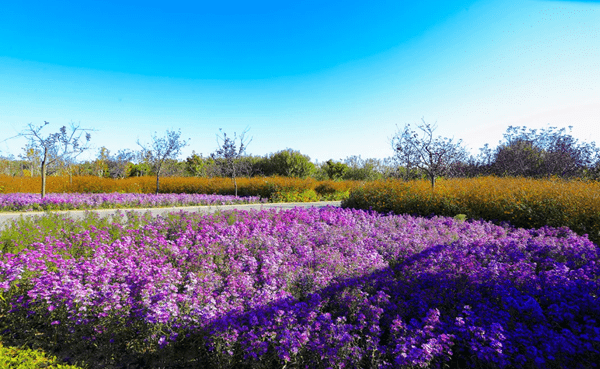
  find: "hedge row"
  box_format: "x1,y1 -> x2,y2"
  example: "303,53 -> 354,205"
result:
0,176 -> 361,202
342,176 -> 600,245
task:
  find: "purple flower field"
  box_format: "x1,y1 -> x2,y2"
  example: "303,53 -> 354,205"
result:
0,192 -> 265,212
0,207 -> 599,368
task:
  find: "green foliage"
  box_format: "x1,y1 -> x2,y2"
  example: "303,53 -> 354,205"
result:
0,156 -> 24,177
322,160 -> 349,180
342,156 -> 385,181
0,211 -> 151,256
263,149 -> 316,178
0,341 -> 83,369
310,166 -> 329,181
185,152 -> 262,178
313,182 -> 350,201
185,152 -> 208,177
128,162 -> 153,177
271,189 -> 319,202
453,214 -> 467,222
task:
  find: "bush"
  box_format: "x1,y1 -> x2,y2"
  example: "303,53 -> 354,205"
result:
0,341 -> 82,368
321,160 -> 349,180
271,189 -> 319,202
262,149 -> 316,178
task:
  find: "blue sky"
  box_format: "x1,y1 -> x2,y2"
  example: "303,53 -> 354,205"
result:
1,0 -> 599,163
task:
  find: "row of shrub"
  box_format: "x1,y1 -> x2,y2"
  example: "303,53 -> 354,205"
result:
342,176 -> 600,246
0,175 -> 360,202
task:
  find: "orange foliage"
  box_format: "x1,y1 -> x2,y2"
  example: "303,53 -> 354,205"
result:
343,176 -> 600,245
0,175 -> 362,202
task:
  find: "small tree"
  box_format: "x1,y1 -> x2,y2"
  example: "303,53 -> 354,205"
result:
322,160 -> 349,181
492,139 -> 543,177
93,147 -> 111,177
391,126 -> 421,181
211,128 -> 252,197
343,155 -> 384,181
185,151 -> 208,177
18,121 -> 92,198
392,118 -> 467,192
137,129 -> 189,194
265,149 -> 315,178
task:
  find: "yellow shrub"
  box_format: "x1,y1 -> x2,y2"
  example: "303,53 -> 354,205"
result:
343,176 -> 600,245
0,175 -> 362,202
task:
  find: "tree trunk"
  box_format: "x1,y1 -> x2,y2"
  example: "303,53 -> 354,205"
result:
41,151 -> 47,199
155,173 -> 160,195
429,174 -> 436,194
231,161 -> 238,197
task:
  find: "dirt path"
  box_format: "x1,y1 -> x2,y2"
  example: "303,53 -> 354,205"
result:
0,201 -> 342,229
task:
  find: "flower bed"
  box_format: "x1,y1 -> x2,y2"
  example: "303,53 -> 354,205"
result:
0,207 -> 598,368
0,192 -> 265,212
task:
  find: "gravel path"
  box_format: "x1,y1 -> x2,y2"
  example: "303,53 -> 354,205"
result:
0,201 -> 342,229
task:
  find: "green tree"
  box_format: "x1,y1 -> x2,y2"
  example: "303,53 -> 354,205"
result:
266,149 -> 315,178
93,146 -> 110,177
343,156 -> 384,181
322,159 -> 349,180
185,151 -> 209,177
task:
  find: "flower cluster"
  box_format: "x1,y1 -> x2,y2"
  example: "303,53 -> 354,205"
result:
0,192 -> 264,212
1,207 -> 598,367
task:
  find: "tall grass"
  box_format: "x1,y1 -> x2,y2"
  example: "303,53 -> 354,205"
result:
0,175 -> 359,201
343,176 -> 600,245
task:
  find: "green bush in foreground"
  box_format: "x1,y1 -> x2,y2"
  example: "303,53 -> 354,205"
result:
0,342 -> 83,369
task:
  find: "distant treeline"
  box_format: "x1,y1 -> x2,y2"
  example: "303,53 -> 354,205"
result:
2,125 -> 599,182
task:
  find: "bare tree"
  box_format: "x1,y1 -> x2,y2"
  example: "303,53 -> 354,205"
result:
392,118 -> 468,192
391,125 -> 421,181
211,128 -> 252,197
18,121 -> 92,198
137,129 -> 189,194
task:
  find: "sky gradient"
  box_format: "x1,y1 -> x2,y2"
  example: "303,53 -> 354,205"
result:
1,0 -> 599,163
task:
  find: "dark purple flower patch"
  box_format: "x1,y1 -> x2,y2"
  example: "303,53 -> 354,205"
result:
0,207 -> 598,368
